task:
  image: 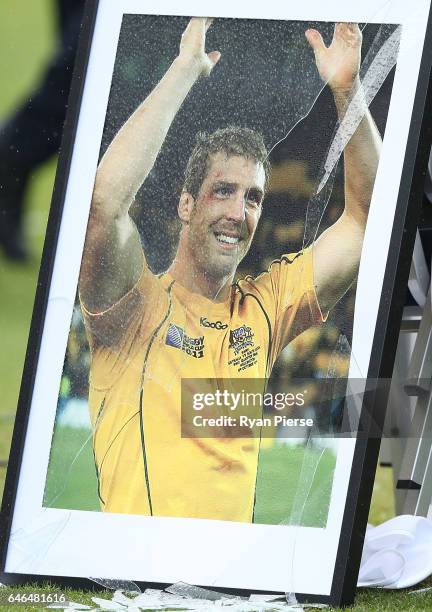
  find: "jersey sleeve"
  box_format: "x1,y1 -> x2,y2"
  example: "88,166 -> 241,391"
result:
79,259 -> 169,390
249,246 -> 327,370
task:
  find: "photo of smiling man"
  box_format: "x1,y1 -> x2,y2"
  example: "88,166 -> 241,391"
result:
41,13 -> 400,525
70,16 -> 380,522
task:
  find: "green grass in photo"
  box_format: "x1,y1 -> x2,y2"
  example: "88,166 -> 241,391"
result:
255,443 -> 336,527
44,429 -> 335,529
43,425 -> 99,511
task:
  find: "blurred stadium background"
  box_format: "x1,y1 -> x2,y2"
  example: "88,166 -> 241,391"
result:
0,1 -> 395,525
0,0 -> 58,491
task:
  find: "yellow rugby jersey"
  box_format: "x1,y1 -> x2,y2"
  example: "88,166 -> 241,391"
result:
81,247 -> 325,522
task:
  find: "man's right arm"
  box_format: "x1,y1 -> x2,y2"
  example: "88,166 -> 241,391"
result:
80,18 -> 220,313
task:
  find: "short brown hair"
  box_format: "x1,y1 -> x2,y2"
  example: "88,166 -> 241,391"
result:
183,126 -> 270,198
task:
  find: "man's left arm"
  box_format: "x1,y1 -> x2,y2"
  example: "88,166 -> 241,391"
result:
306,24 -> 382,312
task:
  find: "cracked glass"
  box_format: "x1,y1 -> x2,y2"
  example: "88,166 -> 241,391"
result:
4,0 -> 418,599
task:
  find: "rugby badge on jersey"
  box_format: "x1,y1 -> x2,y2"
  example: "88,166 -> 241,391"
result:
166,323 -> 204,358
229,325 -> 254,355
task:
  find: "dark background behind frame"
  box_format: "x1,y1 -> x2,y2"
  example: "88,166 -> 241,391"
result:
0,0 -> 431,607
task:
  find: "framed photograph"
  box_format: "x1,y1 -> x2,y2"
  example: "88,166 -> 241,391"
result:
1,0 -> 432,606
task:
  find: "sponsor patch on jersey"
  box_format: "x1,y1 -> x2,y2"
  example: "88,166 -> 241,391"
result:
200,317 -> 228,330
229,325 -> 254,355
166,323 -> 204,358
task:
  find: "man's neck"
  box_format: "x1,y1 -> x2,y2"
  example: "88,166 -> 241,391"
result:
168,257 -> 233,302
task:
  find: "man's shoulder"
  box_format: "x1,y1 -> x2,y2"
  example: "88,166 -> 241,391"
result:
236,251 -> 305,289
233,250 -> 308,314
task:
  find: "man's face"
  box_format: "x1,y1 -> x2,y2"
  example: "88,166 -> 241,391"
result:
185,153 -> 265,283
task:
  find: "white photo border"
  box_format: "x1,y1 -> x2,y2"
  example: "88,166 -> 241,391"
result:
1,0 -> 432,605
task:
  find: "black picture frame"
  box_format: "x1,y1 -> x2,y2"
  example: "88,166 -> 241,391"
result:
1,0 -> 432,606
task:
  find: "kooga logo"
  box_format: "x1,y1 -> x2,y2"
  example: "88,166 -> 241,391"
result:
200,317 -> 228,330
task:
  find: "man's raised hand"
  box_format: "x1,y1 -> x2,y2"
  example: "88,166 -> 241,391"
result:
179,17 -> 221,77
305,23 -> 362,92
